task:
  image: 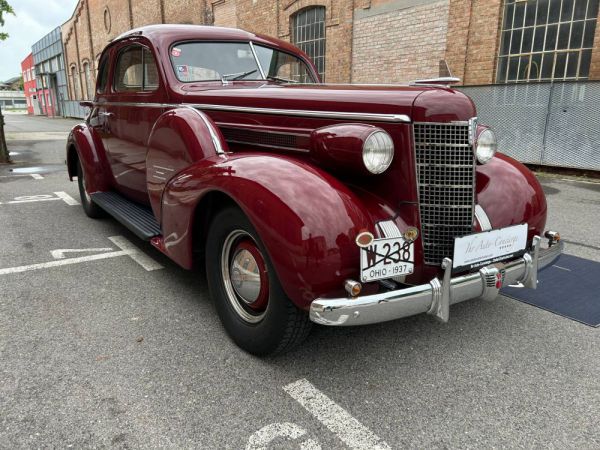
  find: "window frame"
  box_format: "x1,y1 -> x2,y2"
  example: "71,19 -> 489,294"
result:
167,40 -> 319,84
96,51 -> 111,95
291,6 -> 326,81
112,43 -> 161,94
496,0 -> 599,83
70,64 -> 80,99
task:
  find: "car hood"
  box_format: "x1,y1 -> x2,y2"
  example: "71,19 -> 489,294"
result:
176,83 -> 476,123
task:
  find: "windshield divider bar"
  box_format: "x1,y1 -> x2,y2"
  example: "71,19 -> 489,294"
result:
249,42 -> 266,80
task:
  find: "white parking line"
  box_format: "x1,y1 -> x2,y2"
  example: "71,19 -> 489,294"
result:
0,236 -> 163,276
0,174 -> 44,180
283,379 -> 391,450
0,192 -> 79,205
108,236 -> 164,271
4,197 -> 60,204
247,423 -> 321,450
0,250 -> 128,275
51,248 -> 113,259
54,191 -> 80,205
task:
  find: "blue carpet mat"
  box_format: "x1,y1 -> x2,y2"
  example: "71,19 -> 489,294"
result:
501,254 -> 600,327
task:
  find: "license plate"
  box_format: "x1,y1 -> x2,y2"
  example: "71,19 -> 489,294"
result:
360,237 -> 414,282
453,223 -> 528,272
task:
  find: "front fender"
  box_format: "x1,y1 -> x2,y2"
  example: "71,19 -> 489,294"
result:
476,153 -> 547,241
160,153 -> 378,308
66,124 -> 112,193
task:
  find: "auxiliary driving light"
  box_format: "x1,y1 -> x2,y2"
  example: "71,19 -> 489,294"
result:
344,279 -> 362,297
355,231 -> 374,248
403,227 -> 419,242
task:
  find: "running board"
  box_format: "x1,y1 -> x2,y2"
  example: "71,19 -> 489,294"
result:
91,191 -> 161,240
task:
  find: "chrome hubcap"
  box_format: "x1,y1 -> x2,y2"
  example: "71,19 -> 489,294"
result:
221,230 -> 268,323
230,248 -> 261,304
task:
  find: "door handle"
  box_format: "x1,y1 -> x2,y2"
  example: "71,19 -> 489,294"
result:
99,112 -> 114,118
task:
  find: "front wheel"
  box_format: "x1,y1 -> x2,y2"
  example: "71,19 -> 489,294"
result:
206,206 -> 311,355
77,160 -> 104,218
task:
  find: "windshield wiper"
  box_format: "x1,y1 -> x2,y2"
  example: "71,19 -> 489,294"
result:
266,75 -> 299,84
221,69 -> 258,82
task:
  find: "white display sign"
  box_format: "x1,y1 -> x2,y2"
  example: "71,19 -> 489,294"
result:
453,223 -> 528,272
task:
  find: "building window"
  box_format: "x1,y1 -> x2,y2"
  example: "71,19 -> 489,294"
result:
497,0 -> 599,83
104,7 -> 111,33
83,62 -> 93,99
71,65 -> 80,99
292,6 -> 326,81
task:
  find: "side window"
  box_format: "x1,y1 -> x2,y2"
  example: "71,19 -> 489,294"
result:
114,45 -> 159,92
143,48 -> 159,90
96,53 -> 110,94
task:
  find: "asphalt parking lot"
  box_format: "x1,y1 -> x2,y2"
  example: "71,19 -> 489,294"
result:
1,113 -> 599,449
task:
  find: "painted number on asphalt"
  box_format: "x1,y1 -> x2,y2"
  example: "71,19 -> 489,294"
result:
247,379 -> 391,450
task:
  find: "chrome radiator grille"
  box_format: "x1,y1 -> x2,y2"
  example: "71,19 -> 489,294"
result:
413,122 -> 475,266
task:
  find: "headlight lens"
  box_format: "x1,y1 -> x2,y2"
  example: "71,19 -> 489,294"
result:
363,130 -> 394,174
476,128 -> 497,164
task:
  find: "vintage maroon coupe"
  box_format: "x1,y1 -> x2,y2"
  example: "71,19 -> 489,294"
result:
67,24 -> 562,355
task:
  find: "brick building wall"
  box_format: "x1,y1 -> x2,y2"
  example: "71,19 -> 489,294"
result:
352,0 -> 449,83
60,0 -> 600,98
589,5 -> 600,79
212,0 -> 238,28
445,0 -> 505,85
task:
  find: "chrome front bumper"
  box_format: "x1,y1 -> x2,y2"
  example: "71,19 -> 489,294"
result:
309,234 -> 563,326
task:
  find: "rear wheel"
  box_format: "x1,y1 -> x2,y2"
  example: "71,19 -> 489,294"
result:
77,160 -> 104,218
206,206 -> 311,355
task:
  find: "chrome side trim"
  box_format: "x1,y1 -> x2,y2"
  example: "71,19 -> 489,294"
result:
182,105 -> 225,155
225,139 -> 309,153
310,234 -> 563,326
189,103 -> 411,123
468,116 -> 478,145
474,204 -> 493,231
93,101 -> 411,123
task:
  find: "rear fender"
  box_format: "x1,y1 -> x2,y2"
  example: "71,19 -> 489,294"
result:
159,153 -> 403,309
66,124 -> 112,193
146,107 -> 228,221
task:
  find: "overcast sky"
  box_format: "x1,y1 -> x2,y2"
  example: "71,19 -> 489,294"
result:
0,0 -> 78,81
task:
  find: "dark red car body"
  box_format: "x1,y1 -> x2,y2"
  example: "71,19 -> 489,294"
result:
67,25 -> 548,312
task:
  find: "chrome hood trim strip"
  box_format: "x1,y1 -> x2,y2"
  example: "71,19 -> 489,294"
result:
93,101 -> 411,123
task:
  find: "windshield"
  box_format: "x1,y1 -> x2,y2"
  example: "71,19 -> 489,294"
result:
169,41 -> 317,84
254,45 -> 316,83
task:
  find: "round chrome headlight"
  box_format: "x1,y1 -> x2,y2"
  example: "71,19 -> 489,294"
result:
363,130 -> 394,174
476,128 -> 497,164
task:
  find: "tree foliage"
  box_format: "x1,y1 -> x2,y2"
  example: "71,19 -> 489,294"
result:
0,0 -> 15,41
